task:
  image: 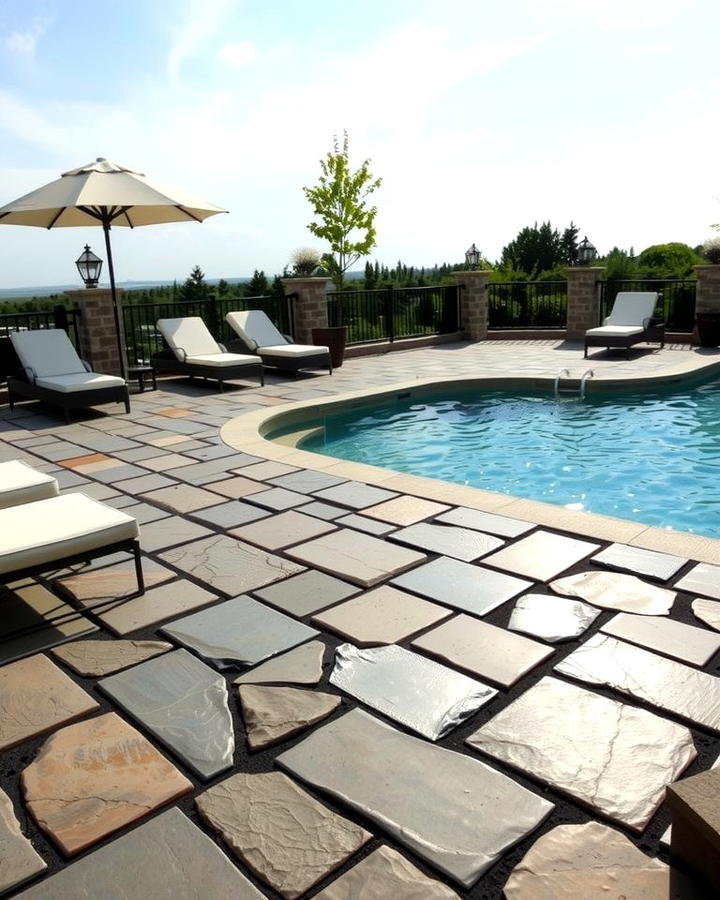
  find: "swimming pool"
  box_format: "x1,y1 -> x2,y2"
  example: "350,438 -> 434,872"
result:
291,378 -> 720,538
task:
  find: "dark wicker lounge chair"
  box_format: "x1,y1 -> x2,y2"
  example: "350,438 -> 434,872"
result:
225,310 -> 332,376
584,292 -> 665,359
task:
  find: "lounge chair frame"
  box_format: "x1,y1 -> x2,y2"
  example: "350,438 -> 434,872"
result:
584,318 -> 665,358
225,310 -> 332,376
7,368 -> 130,423
150,347 -> 265,391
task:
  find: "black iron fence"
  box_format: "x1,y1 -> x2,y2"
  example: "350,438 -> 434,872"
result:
599,279 -> 696,332
0,305 -> 81,383
327,285 -> 461,345
488,281 -> 567,329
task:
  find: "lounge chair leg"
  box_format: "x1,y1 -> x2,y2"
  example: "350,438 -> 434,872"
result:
260,370 -> 265,387
583,345 -> 588,359
132,540 -> 145,594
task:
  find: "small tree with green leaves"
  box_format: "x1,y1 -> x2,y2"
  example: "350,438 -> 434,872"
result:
303,132 -> 381,323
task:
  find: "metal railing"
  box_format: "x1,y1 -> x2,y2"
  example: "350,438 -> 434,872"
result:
327,285 -> 461,345
599,279 -> 696,331
488,281 -> 567,329
0,305 -> 81,383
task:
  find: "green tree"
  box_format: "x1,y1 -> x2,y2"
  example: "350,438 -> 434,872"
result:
602,247 -> 638,280
560,222 -> 580,265
303,132 -> 382,319
245,269 -> 269,296
179,265 -> 208,302
636,242 -> 703,278
501,221 -> 578,276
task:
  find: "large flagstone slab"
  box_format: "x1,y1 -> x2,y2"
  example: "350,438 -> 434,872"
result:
550,570 -> 675,615
277,708 -> 554,888
313,481 -> 398,509
467,676 -> 696,831
254,569 -> 358,617
234,640 -> 325,685
692,597 -> 720,632
503,821 -> 668,899
239,684 -> 341,749
15,807 -> 265,899
196,771 -> 371,899
99,649 -> 235,780
53,557 -> 174,608
601,612 -> 720,666
434,506 -> 534,538
331,642 -> 495,740
482,530 -> 600,581
362,495 -> 450,525
388,522 -> 503,562
161,595 -> 319,669
51,638 -> 172,676
508,593 -> 600,642
95,579 -> 219,635
555,633 -> 720,733
591,543 -> 686,581
22,712 -> 192,855
0,787 -> 46,894
674,562 -> 720,600
230,509 -> 337,550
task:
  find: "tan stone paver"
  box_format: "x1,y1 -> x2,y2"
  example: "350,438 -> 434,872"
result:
239,684 -> 340,749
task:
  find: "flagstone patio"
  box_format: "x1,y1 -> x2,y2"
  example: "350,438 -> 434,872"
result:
1,337 -> 720,898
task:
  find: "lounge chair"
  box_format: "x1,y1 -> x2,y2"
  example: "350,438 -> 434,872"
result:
0,460 -> 58,509
151,317 -> 264,390
584,292 -> 665,358
7,329 -> 130,422
225,310 -> 332,375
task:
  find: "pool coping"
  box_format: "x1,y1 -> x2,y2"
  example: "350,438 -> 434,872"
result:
221,357 -> 720,565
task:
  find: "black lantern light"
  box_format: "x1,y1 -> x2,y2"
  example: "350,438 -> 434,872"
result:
577,236 -> 597,266
465,243 -> 481,269
75,244 -> 103,288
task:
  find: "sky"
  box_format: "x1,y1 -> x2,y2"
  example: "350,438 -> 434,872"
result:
0,0 -> 719,289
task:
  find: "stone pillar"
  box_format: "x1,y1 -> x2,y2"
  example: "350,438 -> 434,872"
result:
667,769 -> 720,897
452,270 -> 490,340
65,288 -> 126,377
694,265 -> 720,314
281,277 -> 330,344
565,267 -> 604,339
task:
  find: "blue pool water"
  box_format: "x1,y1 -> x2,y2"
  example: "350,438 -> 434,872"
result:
297,379 -> 720,537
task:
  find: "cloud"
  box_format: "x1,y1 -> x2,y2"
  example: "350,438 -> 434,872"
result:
218,41 -> 256,66
166,0 -> 237,78
3,16 -> 52,56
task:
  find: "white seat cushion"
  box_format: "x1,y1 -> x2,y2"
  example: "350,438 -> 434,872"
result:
34,373 -> 126,393
260,344 -> 330,358
184,353 -> 260,368
10,329 -> 86,377
585,326 -> 645,337
0,460 -> 58,509
226,310 -> 286,349
157,317 -> 222,359
0,493 -> 139,574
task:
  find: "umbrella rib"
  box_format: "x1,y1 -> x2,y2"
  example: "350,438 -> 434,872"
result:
176,206 -> 203,223
47,208 -> 67,229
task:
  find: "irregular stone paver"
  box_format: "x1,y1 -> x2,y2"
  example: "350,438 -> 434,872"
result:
0,654 -> 99,751
160,533 -> 305,595
15,807 -> 265,899
591,543 -> 687,582
503,822 -> 669,899
235,460 -> 298,481
313,585 -> 451,645
244,486 -> 311,510
53,558 -> 174,608
96,579 -> 219,636
51,639 -> 173,676
239,684 -> 341,749
412,614 -> 554,688
434,507 -> 534,538
196,771 -> 371,898
277,708 -> 553,888
234,640 -> 326,685
508,593 -> 600,642
392,558 -> 532,617
362,495 -> 450,525
314,845 -> 461,899
230,509 -> 337,550
467,676 -> 696,832
142,483 -> 228,512
313,481 -> 399,509
253,569 -> 358,617
99,649 -> 235,780
269,469 -> 348,493
190,500 -> 271,528
550,570 -> 675,615
692,597 -> 720,632
161,596 -> 319,669
0,787 -> 46,893
482,530 -> 600,581
139,515 -> 212,551
555,633 -> 720,732
202,475 -> 270,498
22,712 -> 193,855
297,500 -> 347,520
601,612 -> 720,666
676,562 -> 720,600
388,522 -> 504,562
286,529 -> 426,587
330,643 -> 496,740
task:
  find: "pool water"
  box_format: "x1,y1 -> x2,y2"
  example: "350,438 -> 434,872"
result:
299,379 -> 720,537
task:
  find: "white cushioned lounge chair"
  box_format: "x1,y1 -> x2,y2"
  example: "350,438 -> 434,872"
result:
151,317 -> 264,390
0,460 -> 58,509
584,292 -> 665,358
8,329 -> 130,422
225,310 -> 332,376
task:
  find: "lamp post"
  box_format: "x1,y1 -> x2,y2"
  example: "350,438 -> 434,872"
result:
577,236 -> 597,266
465,243 -> 481,270
75,244 -> 103,288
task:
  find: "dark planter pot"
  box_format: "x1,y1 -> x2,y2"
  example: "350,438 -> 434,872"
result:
312,326 -> 347,369
696,313 -> 720,348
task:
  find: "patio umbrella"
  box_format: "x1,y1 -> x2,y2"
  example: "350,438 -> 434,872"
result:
0,157 -> 227,377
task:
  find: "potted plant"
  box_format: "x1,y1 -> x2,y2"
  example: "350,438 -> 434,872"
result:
290,247 -> 322,277
696,237 -> 720,347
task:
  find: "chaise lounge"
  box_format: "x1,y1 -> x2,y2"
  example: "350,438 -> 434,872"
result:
225,310 -> 332,376
584,292 -> 665,359
151,317 -> 264,390
0,459 -> 58,509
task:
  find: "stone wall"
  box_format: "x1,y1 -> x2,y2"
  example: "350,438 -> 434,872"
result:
65,288 -> 126,377
565,267 -> 603,339
281,278 -> 330,344
452,270 -> 489,340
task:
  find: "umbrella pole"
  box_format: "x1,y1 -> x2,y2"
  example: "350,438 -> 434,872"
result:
102,220 -> 127,381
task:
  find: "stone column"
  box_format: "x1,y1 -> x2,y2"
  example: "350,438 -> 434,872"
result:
452,270 -> 490,341
281,277 -> 330,344
565,267 -> 604,339
694,265 -> 720,314
65,287 -> 126,377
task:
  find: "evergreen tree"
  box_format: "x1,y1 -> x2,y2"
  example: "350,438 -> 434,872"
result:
245,270 -> 269,297
560,222 -> 580,265
179,265 -> 208,302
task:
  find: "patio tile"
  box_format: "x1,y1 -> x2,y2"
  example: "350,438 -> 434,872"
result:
334,513 -> 396,535
412,614 -> 554,688
161,595 -> 318,669
196,771 -> 371,898
51,639 -> 173,676
99,649 -> 235,780
550,570 -> 676,615
692,597 -> 720,631
0,787 -> 47,893
230,509 -> 337,550
269,469 -> 348,493
111,445 -> 169,462
555,633 -> 720,732
32,441 -> 89,462
58,481 -> 120,501
111,500 -> 171,524
601,611 -> 720,666
235,640 -> 326,685
22,712 -> 192,856
171,455 -> 262,483
0,654 -> 99,751
244,486 -> 312,510
277,708 -> 554,888
113,472 -> 176,494
181,442 -> 239,460
141,483 -> 226,513
155,407 -> 191,417
392,557 -> 532,617
67,457 -> 125,474
190,500 -> 271,529
312,585 -> 452,645
434,506 -> 534,538
89,462 -> 152,483
58,452 -> 111,469
482,530 -> 601,581
286,528 -> 426,587
233,460 -> 299,481
95,579 -> 219,635
253,569 -> 358,617
53,557 -> 175,608
503,822 -> 668,899
159,534 -> 304,595
388,522 -> 504,562
201,475 -> 270,498
675,562 -> 720,600
239,684 -> 341,749
313,481 -> 399,509
591,542 -> 687,581
508,593 -> 600,642
15,807 -> 265,899
138,452 -> 195,471
330,643 -> 496,740
362,496 -> 450,526
466,676 -> 696,832
295,500 -> 347,520
139,516 -> 213,551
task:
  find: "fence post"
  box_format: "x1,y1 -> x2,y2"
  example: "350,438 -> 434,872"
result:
694,266 -> 720,316
565,267 -> 604,339
385,286 -> 395,343
53,304 -> 69,332
205,293 -> 219,338
64,288 -> 126,376
280,277 -> 330,344
452,270 -> 489,340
